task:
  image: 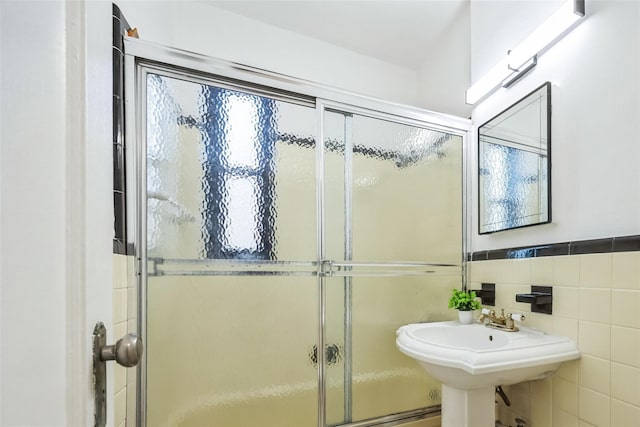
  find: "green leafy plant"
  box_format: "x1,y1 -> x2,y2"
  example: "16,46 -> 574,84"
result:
448,289 -> 481,311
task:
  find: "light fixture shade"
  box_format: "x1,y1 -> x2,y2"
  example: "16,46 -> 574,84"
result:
465,0 -> 585,105
465,58 -> 510,105
507,0 -> 584,71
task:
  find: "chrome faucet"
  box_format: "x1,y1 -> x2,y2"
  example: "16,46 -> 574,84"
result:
479,308 -> 525,332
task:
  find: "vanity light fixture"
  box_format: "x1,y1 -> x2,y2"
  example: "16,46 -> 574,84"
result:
466,0 -> 585,105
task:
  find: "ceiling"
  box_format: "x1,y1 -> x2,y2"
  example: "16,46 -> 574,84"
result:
203,1 -> 469,69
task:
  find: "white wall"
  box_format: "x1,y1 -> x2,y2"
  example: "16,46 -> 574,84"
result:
0,1 -> 113,425
470,0 -> 640,251
416,1 -> 473,118
117,1 -> 421,107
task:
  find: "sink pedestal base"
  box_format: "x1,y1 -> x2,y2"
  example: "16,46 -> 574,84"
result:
441,385 -> 495,427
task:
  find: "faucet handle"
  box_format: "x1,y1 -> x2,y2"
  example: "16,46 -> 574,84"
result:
509,313 -> 526,322
478,308 -> 493,323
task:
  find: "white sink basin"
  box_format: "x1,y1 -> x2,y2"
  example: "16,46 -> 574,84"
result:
396,321 -> 580,390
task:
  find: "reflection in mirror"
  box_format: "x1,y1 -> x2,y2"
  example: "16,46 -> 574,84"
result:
478,82 -> 551,234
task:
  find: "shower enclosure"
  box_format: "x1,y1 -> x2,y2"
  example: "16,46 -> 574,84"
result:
125,40 -> 468,427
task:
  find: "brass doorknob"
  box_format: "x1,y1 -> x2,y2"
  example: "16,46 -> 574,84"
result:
100,333 -> 143,367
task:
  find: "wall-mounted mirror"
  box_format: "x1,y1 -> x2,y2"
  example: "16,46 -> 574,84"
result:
478,82 -> 551,234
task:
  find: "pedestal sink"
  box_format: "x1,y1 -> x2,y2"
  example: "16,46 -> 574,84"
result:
396,321 -> 580,427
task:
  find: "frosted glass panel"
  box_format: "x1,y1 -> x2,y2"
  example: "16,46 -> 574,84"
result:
351,116 -> 462,264
146,74 -> 316,261
322,108 -> 464,425
350,275 -> 458,418
145,74 -> 319,427
146,275 -> 318,427
325,274 -> 460,424
324,110 -> 463,264
323,111 -> 347,261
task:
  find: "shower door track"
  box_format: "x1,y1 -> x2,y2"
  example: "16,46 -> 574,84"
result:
124,37 -> 470,427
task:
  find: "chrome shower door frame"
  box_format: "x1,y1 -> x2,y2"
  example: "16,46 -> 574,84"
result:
124,37 -> 471,427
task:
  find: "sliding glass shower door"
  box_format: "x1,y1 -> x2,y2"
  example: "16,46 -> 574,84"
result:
322,107 -> 463,424
144,71 -> 319,426
138,63 -> 464,427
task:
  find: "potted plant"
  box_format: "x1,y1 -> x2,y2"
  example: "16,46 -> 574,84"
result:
448,289 -> 481,324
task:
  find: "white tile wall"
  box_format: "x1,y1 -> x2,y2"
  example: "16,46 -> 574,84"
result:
469,251 -> 640,427
113,254 -> 133,426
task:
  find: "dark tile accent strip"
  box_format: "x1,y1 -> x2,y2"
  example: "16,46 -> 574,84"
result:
472,251 -> 488,261
569,238 -> 613,255
470,235 -> 640,261
113,238 -> 127,255
486,248 -> 510,260
534,243 -> 570,257
613,235 -> 640,252
113,143 -> 125,191
507,247 -> 536,259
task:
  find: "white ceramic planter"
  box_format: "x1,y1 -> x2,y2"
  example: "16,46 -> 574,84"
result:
458,310 -> 474,324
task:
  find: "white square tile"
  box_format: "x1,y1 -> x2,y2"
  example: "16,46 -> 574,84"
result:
612,252 -> 640,290
531,256 -> 555,284
578,321 -> 611,359
554,286 -> 580,319
113,364 -> 127,394
611,326 -> 640,368
511,258 -> 532,285
531,378 -> 552,426
579,288 -> 611,324
578,387 -> 610,427
113,288 -> 128,324
113,254 -> 127,289
611,290 -> 640,328
611,398 -> 640,427
555,255 -> 580,287
113,322 -> 127,344
578,355 -> 610,395
553,316 -> 579,343
611,362 -> 640,406
553,377 -> 578,414
128,287 -> 137,321
579,253 -> 612,288
555,359 -> 579,383
552,408 -> 579,427
525,312 -> 553,333
114,388 -> 127,426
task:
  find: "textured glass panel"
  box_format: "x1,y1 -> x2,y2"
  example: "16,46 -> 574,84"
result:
322,108 -> 464,425
351,116 -> 462,264
325,274 -> 460,424
146,275 -> 318,426
325,276 -> 346,426
323,112 -> 463,265
323,110 -> 347,261
146,74 -> 316,261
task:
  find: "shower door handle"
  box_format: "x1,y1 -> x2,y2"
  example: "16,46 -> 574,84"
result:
92,322 -> 144,427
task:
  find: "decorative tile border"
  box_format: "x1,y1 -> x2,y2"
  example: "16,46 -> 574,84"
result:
469,234 -> 640,261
